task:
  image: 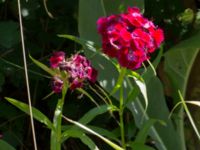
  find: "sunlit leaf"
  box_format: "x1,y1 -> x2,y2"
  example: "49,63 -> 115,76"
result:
62,129 -> 99,150
79,105 -> 116,125
5,97 -> 54,130
62,115 -> 124,150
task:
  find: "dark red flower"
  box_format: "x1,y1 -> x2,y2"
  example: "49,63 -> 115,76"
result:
87,67 -> 98,83
151,28 -> 164,48
50,51 -> 65,68
66,54 -> 97,90
97,7 -> 164,70
70,78 -> 83,90
117,48 -> 147,70
49,52 -> 98,92
51,76 -> 63,93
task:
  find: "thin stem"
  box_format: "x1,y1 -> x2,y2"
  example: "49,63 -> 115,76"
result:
50,84 -> 68,150
119,84 -> 125,149
17,0 -> 38,149
95,84 -> 113,105
111,67 -> 127,95
89,85 -> 109,105
117,67 -> 126,149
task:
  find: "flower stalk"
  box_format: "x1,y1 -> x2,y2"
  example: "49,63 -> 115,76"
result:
50,82 -> 68,150
119,83 -> 125,149
118,67 -> 126,149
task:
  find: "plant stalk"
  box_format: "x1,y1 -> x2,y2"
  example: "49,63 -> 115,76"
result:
119,68 -> 126,149
50,84 -> 68,150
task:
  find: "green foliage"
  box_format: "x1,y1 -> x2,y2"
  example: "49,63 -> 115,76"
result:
0,21 -> 20,48
78,105 -> 116,124
129,142 -> 155,150
0,140 -> 15,150
62,129 -> 100,150
5,97 -> 54,130
29,55 -> 56,76
165,32 -> 200,98
62,116 -> 124,150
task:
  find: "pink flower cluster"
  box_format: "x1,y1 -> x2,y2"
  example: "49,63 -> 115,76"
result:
97,7 -> 164,70
50,52 -> 97,93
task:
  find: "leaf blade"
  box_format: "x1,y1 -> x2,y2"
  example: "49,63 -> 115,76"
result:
5,97 -> 54,130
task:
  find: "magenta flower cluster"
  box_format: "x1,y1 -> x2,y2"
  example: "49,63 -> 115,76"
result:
50,51 -> 97,93
97,7 -> 164,70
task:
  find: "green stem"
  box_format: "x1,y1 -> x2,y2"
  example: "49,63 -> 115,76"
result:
119,86 -> 125,149
118,67 -> 126,149
111,67 -> 127,95
50,84 -> 68,150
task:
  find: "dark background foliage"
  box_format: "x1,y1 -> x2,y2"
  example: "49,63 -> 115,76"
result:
0,0 -> 200,149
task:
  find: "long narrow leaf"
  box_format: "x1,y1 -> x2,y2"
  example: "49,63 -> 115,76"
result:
29,55 -> 56,76
178,91 -> 200,140
135,119 -> 164,143
169,100 -> 200,119
88,125 -> 119,142
5,97 -> 54,130
79,105 -> 117,125
128,72 -> 148,113
62,115 -> 124,150
62,129 -> 99,150
77,88 -> 99,106
128,142 -> 155,150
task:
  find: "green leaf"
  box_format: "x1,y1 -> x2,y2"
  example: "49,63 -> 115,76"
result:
29,55 -> 56,76
58,34 -> 88,46
164,32 -> 200,150
0,140 -> 15,150
61,105 -> 115,142
128,72 -> 148,112
62,116 -> 124,150
0,21 -> 20,48
126,49 -> 181,150
135,119 -> 159,143
62,129 -> 99,150
128,77 -> 182,150
178,91 -> 200,140
88,125 -> 119,142
129,142 -> 155,150
5,97 -> 54,130
79,105 -> 116,125
164,32 -> 200,97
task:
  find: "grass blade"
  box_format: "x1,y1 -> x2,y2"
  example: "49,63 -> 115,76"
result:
62,115 -> 124,150
5,97 -> 54,130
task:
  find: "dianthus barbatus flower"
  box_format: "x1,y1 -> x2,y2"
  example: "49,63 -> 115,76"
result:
63,54 -> 98,90
50,52 -> 97,93
51,76 -> 64,93
97,7 -> 164,70
50,51 -> 65,68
